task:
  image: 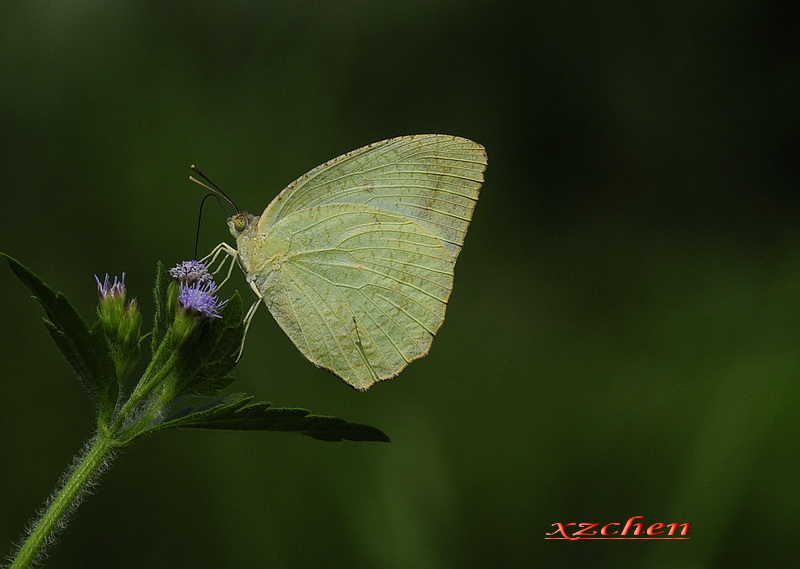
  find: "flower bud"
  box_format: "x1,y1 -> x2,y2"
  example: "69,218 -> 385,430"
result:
170,303 -> 203,348
96,273 -> 127,337
95,273 -> 143,379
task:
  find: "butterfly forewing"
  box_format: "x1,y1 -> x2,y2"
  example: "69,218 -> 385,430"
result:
258,135 -> 487,259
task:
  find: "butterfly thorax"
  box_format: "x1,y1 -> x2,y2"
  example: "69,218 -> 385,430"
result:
226,212 -> 259,275
229,211 -> 288,289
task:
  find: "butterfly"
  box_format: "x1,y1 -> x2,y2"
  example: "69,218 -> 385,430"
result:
195,135 -> 487,390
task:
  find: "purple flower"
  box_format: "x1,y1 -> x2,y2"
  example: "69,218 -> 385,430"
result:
94,273 -> 142,370
178,281 -> 227,319
95,273 -> 127,299
169,260 -> 213,286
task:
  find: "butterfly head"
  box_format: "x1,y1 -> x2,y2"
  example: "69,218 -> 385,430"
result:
227,211 -> 257,238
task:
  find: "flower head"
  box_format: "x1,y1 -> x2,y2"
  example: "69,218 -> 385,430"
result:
169,260 -> 213,286
168,260 -> 228,347
178,281 -> 227,319
94,272 -> 142,378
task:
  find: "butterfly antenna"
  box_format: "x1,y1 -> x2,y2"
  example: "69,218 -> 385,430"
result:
189,165 -> 241,213
194,193 -> 227,259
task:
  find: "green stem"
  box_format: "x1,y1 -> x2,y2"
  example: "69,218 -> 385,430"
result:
110,335 -> 179,436
8,343 -> 178,567
8,434 -> 117,569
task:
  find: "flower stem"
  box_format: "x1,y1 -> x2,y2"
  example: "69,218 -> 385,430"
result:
8,434 -> 117,569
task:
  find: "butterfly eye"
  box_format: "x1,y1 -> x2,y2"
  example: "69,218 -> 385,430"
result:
233,215 -> 247,232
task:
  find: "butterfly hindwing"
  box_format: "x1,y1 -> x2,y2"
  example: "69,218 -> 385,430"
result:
255,203 -> 453,390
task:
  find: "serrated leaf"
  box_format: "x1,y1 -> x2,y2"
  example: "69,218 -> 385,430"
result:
137,392 -> 253,437
144,394 -> 390,442
173,292 -> 244,396
186,375 -> 238,397
151,261 -> 170,353
184,402 -> 391,442
43,320 -> 95,387
3,253 -> 117,415
193,405 -> 392,442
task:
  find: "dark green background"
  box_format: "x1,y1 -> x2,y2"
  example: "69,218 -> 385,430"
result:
1,2 -> 798,567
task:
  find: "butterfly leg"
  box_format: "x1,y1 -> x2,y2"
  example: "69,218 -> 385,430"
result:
236,281 -> 263,361
200,242 -> 238,290
199,242 -> 258,360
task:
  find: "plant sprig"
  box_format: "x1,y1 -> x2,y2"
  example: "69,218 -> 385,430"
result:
2,253 -> 389,569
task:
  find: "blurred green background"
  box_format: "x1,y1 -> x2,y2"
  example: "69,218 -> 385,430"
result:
1,1 -> 798,567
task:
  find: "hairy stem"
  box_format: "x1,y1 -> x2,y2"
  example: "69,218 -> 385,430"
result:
110,334 -> 179,436
7,435 -> 117,569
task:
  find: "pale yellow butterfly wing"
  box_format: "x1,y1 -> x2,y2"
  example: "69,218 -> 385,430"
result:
258,135 -> 487,260
252,203 -> 453,390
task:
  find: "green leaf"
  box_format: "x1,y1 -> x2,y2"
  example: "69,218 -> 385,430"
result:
173,292 -> 244,396
145,394 -> 390,442
2,253 -> 117,418
147,392 -> 252,431
186,375 -> 238,397
151,261 -> 170,353
42,319 -> 100,389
